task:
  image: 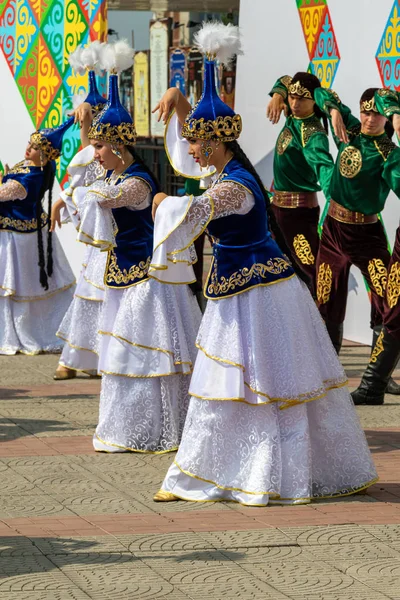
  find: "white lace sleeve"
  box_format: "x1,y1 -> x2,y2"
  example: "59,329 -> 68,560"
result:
0,179 -> 28,202
90,177 -> 151,210
150,182 -> 254,284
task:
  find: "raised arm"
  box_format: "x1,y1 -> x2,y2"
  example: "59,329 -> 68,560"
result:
87,177 -> 150,210
314,88 -> 360,146
152,88 -> 192,126
266,75 -> 291,124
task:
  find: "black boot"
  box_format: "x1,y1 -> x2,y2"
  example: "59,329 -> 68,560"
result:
324,320 -> 344,355
352,327 -> 400,405
371,326 -> 400,395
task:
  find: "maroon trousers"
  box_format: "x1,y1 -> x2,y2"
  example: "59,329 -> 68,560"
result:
383,226 -> 400,340
271,204 -> 320,296
317,215 -> 391,328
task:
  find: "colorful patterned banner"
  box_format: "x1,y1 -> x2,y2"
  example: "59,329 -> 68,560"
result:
0,0 -> 107,184
376,0 -> 400,91
296,0 -> 340,88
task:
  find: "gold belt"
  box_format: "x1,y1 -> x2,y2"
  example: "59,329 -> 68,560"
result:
328,199 -> 378,224
272,191 -> 319,209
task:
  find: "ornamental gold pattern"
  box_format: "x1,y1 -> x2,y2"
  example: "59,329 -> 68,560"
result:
370,330 -> 384,364
0,212 -> 48,232
181,114 -> 242,142
30,131 -> 61,161
105,251 -> 150,286
88,120 -> 137,146
368,258 -> 387,297
207,257 -> 292,297
360,98 -> 378,113
276,128 -> 293,155
339,146 -> 362,179
288,80 -> 313,99
8,161 -> 31,175
293,234 -> 315,265
317,263 -> 333,304
387,261 -> 400,308
374,137 -> 396,161
301,116 -> 326,147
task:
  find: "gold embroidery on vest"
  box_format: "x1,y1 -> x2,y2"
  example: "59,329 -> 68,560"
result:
368,258 -> 387,297
105,251 -> 150,286
339,146 -> 362,178
317,263 -> 332,304
374,137 -> 396,161
387,261 -> 400,308
8,161 -> 30,175
207,257 -> 291,296
276,128 -> 293,155
293,234 -> 315,265
0,212 -> 47,232
301,116 -> 326,147
370,330 -> 384,364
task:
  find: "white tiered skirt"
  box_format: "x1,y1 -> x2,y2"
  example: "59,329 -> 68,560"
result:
160,275 -> 378,505
93,279 -> 202,453
0,228 -> 75,355
57,247 -> 106,373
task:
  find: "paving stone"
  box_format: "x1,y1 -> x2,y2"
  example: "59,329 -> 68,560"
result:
0,537 -> 43,556
116,532 -> 214,552
50,493 -> 151,515
279,525 -> 380,545
30,536 -> 128,555
199,528 -> 293,548
0,592 -> 91,600
0,495 -> 75,518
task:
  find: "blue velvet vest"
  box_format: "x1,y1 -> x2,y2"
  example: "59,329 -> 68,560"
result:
205,158 -> 295,299
104,162 -> 157,289
0,161 -> 48,233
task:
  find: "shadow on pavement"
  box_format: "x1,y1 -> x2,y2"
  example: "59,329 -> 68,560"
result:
0,417 -> 73,440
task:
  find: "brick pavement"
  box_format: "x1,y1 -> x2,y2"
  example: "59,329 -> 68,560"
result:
1,348 -> 400,599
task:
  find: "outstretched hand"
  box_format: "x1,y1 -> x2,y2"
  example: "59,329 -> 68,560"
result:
152,88 -> 180,124
50,198 -> 66,232
266,94 -> 288,124
73,102 -> 93,127
331,108 -> 349,144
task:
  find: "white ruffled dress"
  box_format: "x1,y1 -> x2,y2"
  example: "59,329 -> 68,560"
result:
56,145 -> 106,373
154,115 -> 377,505
0,165 -> 75,356
74,166 -> 202,453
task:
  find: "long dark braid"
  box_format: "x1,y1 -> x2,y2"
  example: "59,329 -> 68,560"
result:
225,141 -> 312,289
126,146 -> 160,192
36,162 -> 55,290
46,168 -> 55,277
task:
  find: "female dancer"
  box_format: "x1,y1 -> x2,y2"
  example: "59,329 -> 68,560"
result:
73,41 -> 201,453
51,42 -> 107,380
0,120 -> 75,355
151,22 -> 377,505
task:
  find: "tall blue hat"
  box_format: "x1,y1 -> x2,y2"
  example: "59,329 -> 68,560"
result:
30,117 -> 75,161
69,41 -> 107,116
88,40 -> 136,146
182,22 -> 243,142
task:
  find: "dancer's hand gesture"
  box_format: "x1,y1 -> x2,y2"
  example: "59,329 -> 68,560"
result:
266,94 -> 287,124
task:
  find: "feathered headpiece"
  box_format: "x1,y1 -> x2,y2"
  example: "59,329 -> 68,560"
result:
68,41 -> 107,116
88,40 -> 136,147
182,22 -> 243,142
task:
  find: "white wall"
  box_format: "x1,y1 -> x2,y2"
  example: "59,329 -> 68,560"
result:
0,51 -> 85,277
236,0 -> 397,344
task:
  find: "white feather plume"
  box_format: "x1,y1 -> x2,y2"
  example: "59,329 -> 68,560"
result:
194,21 -> 242,66
68,46 -> 85,75
100,39 -> 134,73
71,92 -> 87,109
80,40 -> 104,73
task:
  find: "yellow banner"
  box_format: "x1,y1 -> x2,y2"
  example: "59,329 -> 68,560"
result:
134,51 -> 150,138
